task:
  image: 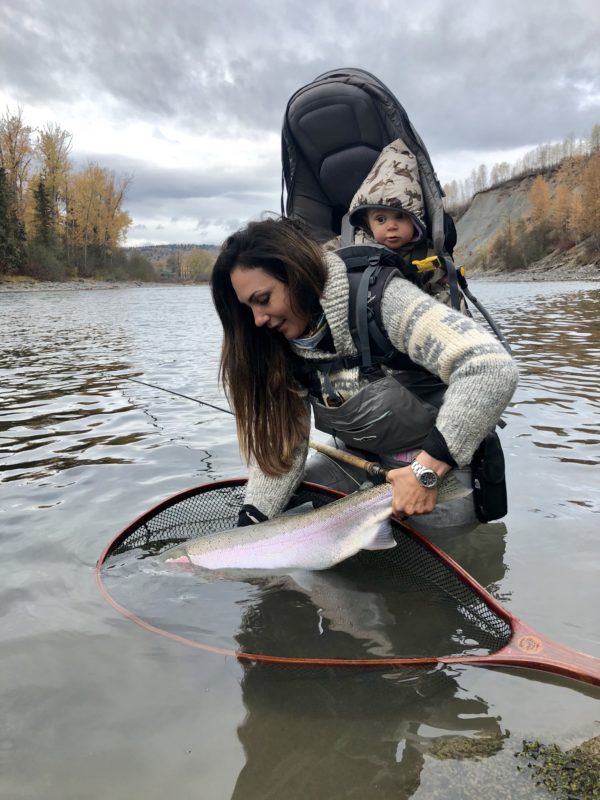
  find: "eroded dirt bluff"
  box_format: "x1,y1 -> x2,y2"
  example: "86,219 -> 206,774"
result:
451,168 -> 600,280
453,174 -> 538,264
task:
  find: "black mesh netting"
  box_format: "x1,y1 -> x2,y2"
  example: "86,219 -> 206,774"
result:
99,480 -> 512,663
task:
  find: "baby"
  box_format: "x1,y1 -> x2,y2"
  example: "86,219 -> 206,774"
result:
348,138 -> 427,258
347,138 -> 468,313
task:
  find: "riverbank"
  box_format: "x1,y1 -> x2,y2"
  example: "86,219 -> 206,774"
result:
1,263 -> 599,292
465,240 -> 600,283
0,278 -> 204,292
468,260 -> 600,283
469,267 -> 600,282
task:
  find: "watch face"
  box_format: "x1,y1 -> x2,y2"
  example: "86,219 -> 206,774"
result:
419,469 -> 438,488
411,461 -> 438,488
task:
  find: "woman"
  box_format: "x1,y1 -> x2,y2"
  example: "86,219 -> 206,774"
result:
211,217 -> 518,528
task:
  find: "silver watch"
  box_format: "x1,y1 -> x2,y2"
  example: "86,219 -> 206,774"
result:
410,459 -> 439,489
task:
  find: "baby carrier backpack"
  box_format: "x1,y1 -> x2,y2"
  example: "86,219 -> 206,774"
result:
281,68 -> 509,522
281,67 -> 510,351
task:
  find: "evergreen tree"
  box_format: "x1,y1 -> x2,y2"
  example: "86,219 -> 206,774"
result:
32,178 -> 54,247
0,166 -> 26,275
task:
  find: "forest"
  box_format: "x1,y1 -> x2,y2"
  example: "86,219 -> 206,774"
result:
0,107 -> 155,282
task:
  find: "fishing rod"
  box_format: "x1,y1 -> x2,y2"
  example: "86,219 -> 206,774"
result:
125,377 -> 387,479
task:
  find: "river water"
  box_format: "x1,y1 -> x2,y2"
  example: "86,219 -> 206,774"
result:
1,281 -> 599,799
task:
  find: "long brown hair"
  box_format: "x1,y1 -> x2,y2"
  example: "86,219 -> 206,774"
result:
211,218 -> 326,475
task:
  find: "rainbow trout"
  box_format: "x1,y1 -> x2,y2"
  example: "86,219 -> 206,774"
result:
161,483 -> 397,571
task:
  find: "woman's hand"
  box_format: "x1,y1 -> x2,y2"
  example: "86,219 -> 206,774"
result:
386,452 -> 451,518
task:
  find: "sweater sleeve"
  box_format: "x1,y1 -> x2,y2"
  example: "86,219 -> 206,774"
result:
380,277 -> 519,467
243,439 -> 309,519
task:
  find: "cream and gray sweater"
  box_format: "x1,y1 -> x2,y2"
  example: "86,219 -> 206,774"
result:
243,251 -> 519,518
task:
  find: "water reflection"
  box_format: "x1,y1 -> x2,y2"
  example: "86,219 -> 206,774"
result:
232,662 -> 507,799
100,511 -> 511,799
227,519 -> 510,798
0,288 -> 233,485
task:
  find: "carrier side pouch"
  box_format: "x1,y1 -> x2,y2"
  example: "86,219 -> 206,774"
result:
471,430 -> 507,523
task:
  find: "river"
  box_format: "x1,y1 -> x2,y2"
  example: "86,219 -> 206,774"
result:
1,281 -> 599,799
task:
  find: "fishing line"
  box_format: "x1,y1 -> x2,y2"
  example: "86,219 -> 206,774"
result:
123,377 -> 387,478
125,377 -> 234,416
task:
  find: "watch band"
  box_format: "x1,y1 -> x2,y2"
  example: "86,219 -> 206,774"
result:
410,459 -> 439,489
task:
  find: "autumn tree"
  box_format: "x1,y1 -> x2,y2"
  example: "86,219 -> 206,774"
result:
67,163 -> 132,275
35,123 -> 72,238
550,183 -> 572,235
580,152 -> 600,248
184,248 -> 214,282
528,175 -> 551,225
0,108 -> 33,222
568,191 -> 586,244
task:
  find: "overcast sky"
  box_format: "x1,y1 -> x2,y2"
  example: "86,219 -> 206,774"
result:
2,0 -> 599,246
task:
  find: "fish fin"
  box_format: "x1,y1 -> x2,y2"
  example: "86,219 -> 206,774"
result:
285,569 -> 316,593
363,519 -> 397,551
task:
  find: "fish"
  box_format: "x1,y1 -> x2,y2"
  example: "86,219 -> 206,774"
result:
160,483 -> 397,572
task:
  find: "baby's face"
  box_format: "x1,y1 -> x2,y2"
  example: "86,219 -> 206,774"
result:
367,209 -> 416,250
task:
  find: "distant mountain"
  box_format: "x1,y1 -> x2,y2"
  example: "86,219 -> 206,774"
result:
123,243 -> 219,264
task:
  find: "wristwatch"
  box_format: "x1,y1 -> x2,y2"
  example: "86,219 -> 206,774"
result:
410,459 -> 439,489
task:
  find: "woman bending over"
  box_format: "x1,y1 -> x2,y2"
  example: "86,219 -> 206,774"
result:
211,217 -> 518,528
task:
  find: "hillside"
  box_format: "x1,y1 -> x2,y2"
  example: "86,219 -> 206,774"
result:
123,243 -> 219,264
454,174 -> 540,263
453,167 -> 600,280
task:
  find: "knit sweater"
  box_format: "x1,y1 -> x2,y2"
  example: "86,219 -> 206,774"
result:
243,251 -> 519,519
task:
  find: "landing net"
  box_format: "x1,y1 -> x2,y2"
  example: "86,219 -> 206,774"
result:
97,479 -> 517,667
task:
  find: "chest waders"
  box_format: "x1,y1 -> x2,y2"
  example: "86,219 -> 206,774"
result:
297,247 -> 447,467
296,245 -> 508,521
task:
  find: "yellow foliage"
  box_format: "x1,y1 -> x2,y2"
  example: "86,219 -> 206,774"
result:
184,248 -> 215,281
568,192 -> 586,243
581,152 -> 600,239
528,175 -> 551,225
550,184 -> 572,232
67,163 -> 132,253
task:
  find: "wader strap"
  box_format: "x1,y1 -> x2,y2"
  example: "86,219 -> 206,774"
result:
355,266 -> 376,369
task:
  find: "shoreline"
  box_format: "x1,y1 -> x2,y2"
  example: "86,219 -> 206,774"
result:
0,278 -> 208,293
468,265 -> 600,282
1,266 -> 599,293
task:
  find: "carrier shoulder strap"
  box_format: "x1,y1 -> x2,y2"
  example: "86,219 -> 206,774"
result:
336,245 -> 416,372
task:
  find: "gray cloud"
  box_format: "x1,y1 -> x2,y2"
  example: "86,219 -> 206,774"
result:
3,0 -> 600,243
3,0 -> 599,147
